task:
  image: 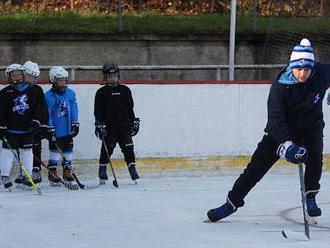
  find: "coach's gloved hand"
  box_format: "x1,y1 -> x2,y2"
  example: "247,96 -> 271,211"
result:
31,119 -> 40,133
277,141 -> 308,164
71,122 -> 79,138
0,125 -> 7,138
95,121 -> 107,140
130,117 -> 140,136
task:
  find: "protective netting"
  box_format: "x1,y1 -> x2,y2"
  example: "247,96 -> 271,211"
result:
249,0 -> 330,80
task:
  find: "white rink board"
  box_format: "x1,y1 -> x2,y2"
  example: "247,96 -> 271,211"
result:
2,83 -> 330,159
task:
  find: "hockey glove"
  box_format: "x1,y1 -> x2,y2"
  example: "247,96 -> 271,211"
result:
38,125 -> 50,139
130,117 -> 140,136
277,141 -> 308,164
46,126 -> 56,140
31,119 -> 40,133
71,122 -> 80,138
0,125 -> 7,138
95,122 -> 107,140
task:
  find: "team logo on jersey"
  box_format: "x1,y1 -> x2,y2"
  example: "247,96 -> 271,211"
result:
57,100 -> 69,118
313,93 -> 320,104
13,94 -> 29,115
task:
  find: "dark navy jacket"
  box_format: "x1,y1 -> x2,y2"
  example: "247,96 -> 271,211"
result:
265,62 -> 330,144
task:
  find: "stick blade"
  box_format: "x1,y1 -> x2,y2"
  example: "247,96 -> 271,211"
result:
282,230 -> 309,241
113,180 -> 119,188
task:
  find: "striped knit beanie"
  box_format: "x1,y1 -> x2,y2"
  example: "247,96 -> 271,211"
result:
289,38 -> 315,69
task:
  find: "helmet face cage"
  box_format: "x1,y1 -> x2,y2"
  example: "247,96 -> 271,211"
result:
5,63 -> 25,84
49,66 -> 69,91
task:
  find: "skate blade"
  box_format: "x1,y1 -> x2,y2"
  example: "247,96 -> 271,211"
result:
203,219 -> 212,223
5,187 -> 12,192
306,215 -> 317,225
100,179 -> 106,185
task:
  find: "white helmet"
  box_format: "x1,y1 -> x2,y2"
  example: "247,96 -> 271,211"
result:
49,66 -> 68,83
5,63 -> 24,78
23,61 -> 40,78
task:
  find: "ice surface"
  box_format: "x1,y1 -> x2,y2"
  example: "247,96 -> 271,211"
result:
0,171 -> 329,248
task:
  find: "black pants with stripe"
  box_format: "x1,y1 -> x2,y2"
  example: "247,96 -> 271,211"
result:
99,132 -> 135,166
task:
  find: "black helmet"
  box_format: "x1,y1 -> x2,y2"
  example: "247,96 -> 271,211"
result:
102,63 -> 119,74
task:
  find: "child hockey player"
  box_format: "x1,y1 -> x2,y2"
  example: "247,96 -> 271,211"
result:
44,66 -> 79,186
14,61 -> 49,184
0,63 -> 48,190
94,63 -> 140,184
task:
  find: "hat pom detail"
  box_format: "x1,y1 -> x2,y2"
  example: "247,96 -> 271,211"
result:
300,38 -> 311,47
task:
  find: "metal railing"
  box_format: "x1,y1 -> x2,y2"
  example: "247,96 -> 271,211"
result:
0,64 -> 286,81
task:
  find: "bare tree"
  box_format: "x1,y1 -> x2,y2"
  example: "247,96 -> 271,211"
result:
321,0 -> 330,16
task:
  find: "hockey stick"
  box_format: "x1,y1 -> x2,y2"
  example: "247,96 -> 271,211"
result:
102,138 -> 119,188
2,136 -> 42,195
282,162 -> 310,241
71,173 -> 102,190
50,136 -> 83,189
33,155 -> 79,190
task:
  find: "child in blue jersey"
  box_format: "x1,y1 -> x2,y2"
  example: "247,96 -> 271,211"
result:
45,66 -> 79,186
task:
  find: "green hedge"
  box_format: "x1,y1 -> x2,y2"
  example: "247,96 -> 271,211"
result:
0,12 -> 329,35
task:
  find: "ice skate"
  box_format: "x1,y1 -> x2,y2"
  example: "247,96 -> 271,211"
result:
48,167 -> 62,187
306,197 -> 321,224
207,200 -> 237,222
2,176 -> 13,192
20,176 -> 33,191
32,167 -> 42,184
63,166 -> 74,182
98,165 -> 108,185
63,165 -> 79,189
128,163 -> 139,181
14,173 -> 24,184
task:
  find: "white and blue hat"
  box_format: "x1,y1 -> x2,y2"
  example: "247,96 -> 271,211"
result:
289,38 -> 315,69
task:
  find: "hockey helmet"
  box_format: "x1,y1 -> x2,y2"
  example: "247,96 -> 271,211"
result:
49,66 -> 68,84
5,63 -> 24,78
23,61 -> 40,78
102,63 -> 119,74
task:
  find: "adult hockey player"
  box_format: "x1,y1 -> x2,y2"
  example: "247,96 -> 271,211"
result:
45,66 -> 79,186
207,38 -> 329,222
14,61 -> 49,184
94,63 -> 140,184
0,63 -> 48,190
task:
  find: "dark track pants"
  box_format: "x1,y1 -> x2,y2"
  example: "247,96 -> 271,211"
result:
227,131 -> 323,208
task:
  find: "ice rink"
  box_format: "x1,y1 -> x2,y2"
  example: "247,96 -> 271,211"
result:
0,168 -> 329,248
